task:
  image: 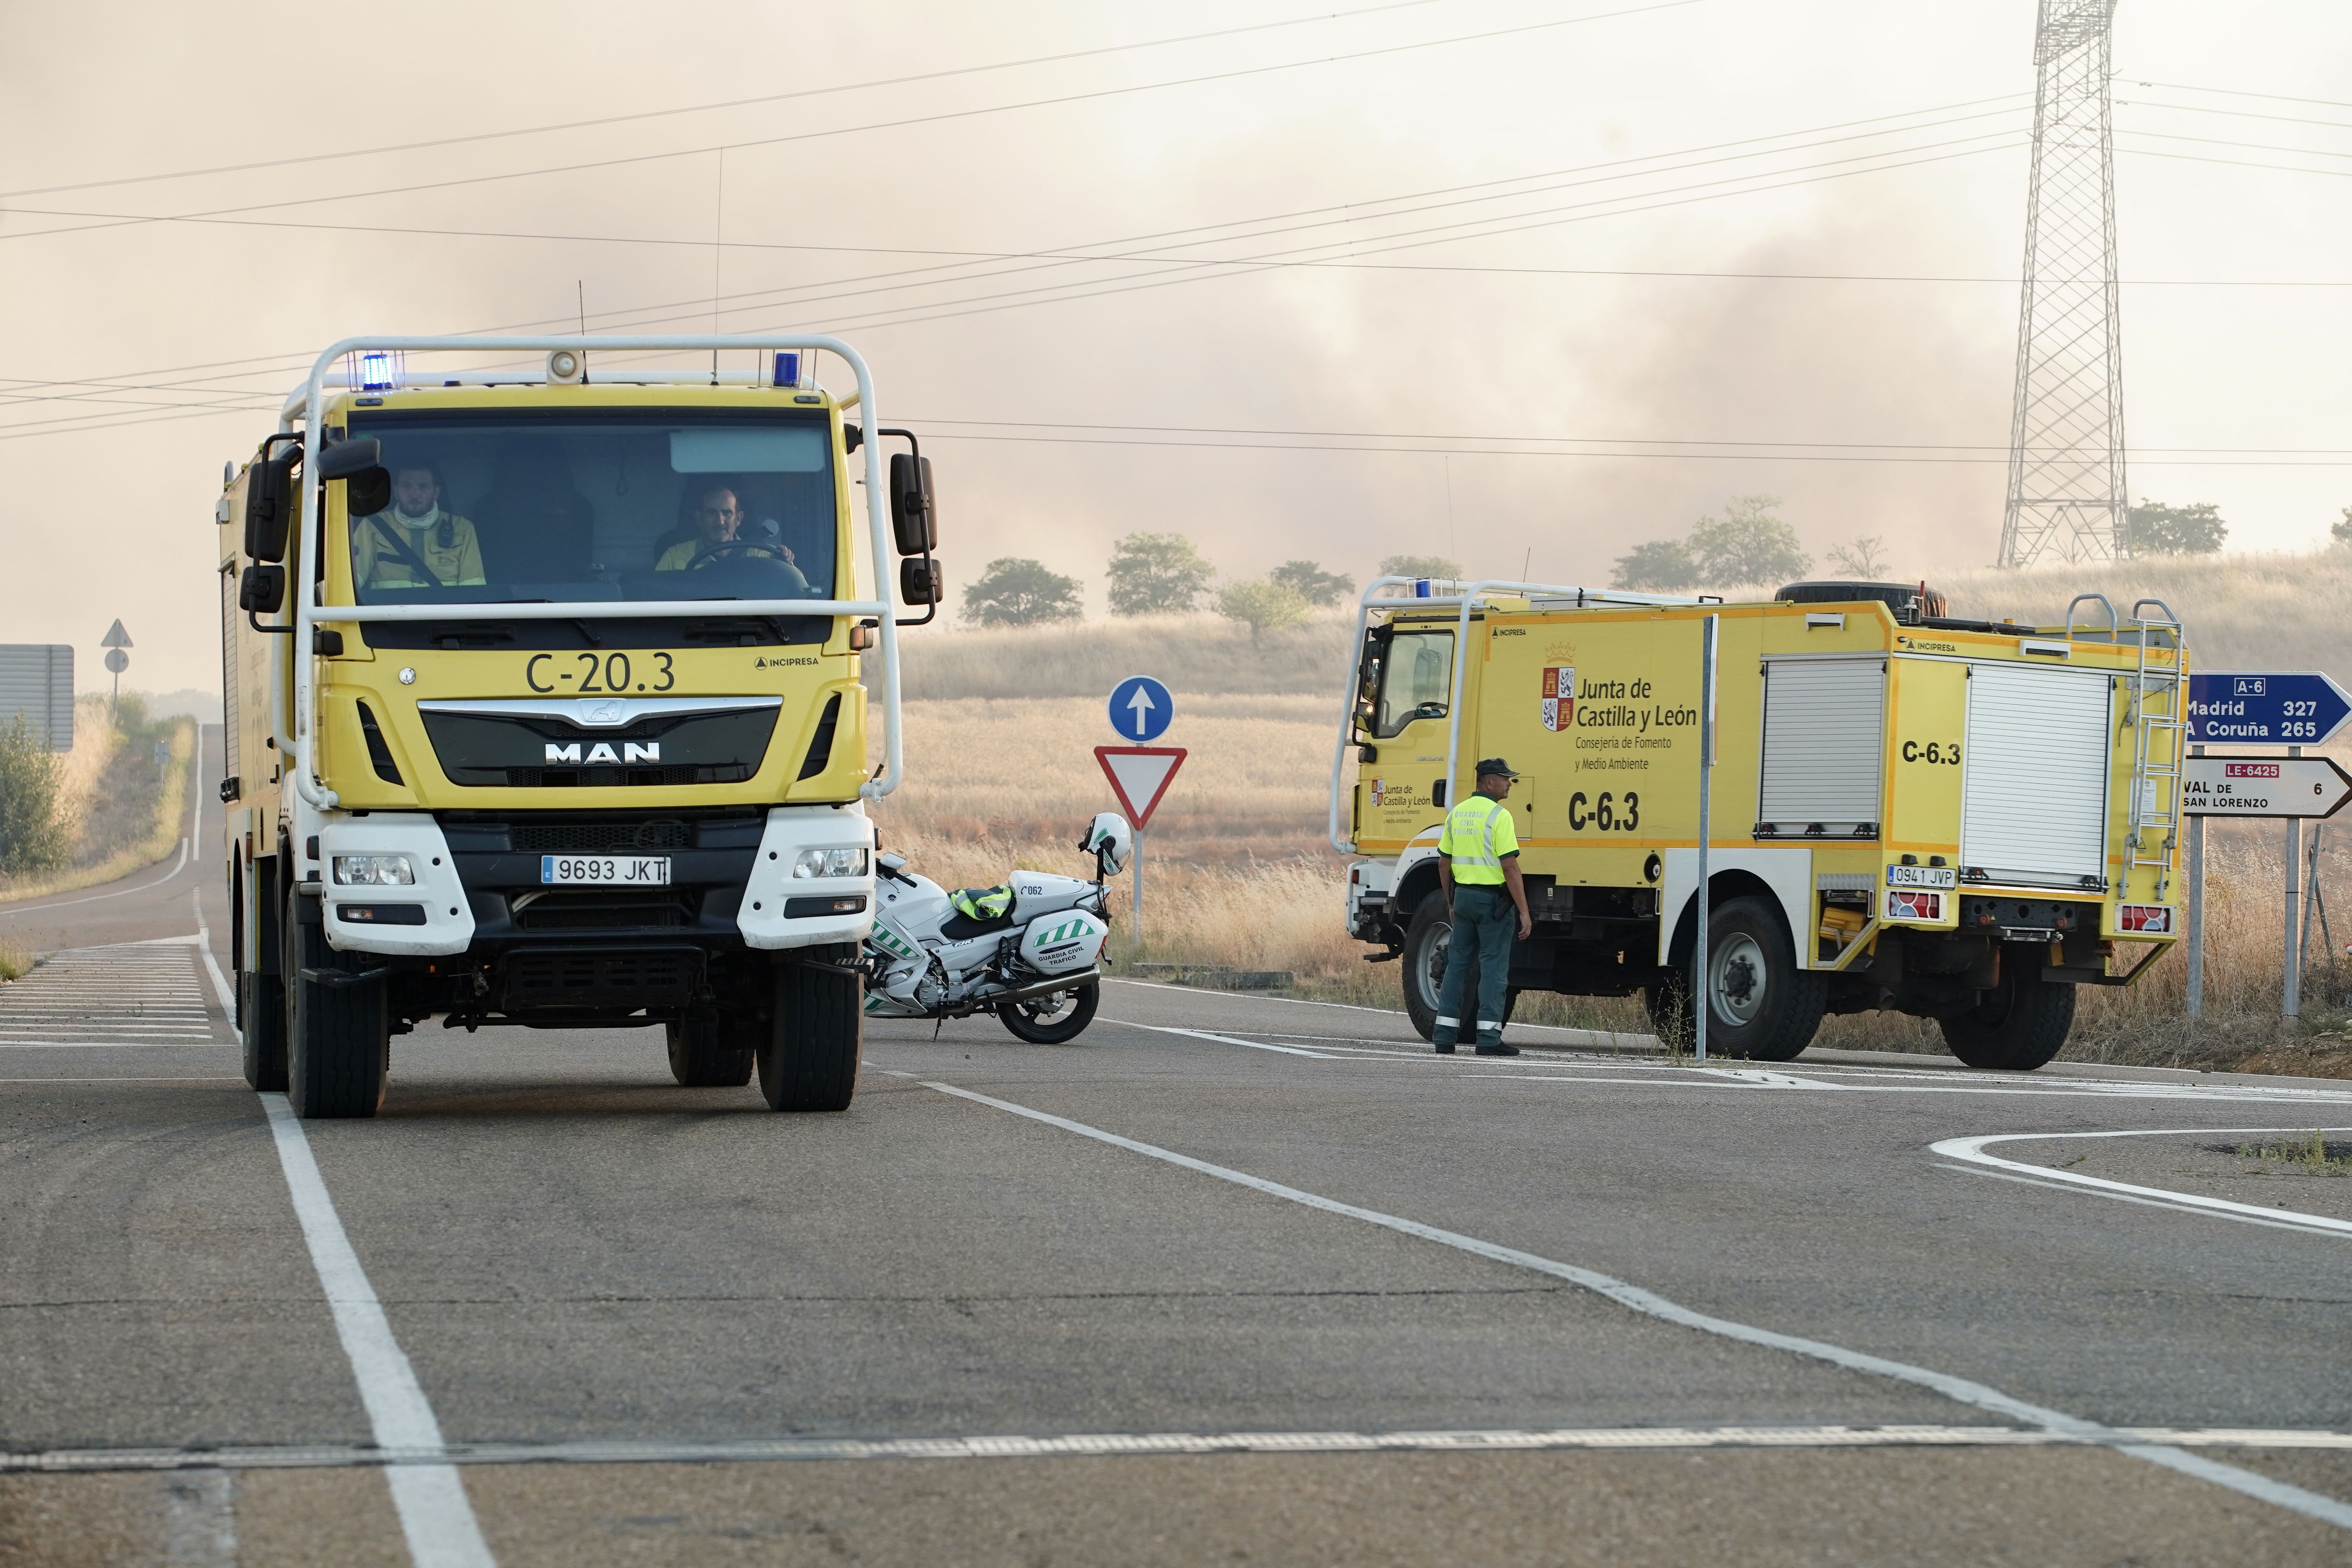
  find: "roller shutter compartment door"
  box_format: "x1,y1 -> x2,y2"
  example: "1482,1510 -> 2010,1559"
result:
1757,659 -> 1885,835
1961,662 -> 2111,887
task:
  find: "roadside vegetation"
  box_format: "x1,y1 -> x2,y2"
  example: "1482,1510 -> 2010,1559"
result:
0,695 -> 194,904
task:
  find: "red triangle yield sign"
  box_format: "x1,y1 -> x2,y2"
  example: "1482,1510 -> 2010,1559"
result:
1095,746 -> 1186,829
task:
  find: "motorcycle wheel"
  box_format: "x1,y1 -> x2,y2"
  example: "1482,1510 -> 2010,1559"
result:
998,980 -> 1099,1044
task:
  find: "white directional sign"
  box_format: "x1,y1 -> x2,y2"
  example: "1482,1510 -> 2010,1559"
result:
2181,754 -> 2352,819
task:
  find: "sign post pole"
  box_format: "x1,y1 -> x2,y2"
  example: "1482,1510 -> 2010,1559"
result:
2286,746 -> 2303,1019
1133,828 -> 1144,949
1693,614 -> 1718,1065
2186,744 -> 2205,1019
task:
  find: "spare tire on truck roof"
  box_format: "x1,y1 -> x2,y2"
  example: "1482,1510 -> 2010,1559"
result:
1775,580 -> 1949,619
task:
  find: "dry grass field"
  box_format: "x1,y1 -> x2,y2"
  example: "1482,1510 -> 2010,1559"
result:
0,697 -> 195,905
873,550 -> 2352,1070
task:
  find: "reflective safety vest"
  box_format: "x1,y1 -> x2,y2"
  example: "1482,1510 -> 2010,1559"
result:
951,885 -> 1014,921
1437,793 -> 1518,886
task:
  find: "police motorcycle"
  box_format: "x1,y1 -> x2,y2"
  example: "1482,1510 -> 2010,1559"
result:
862,814 -> 1132,1042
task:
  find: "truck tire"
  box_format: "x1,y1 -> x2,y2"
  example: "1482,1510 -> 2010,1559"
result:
667,1014 -> 755,1087
1691,896 -> 1826,1062
760,947 -> 861,1111
1400,897 -> 1451,1041
1400,896 -> 1517,1042
999,980 -> 1099,1044
1940,945 -> 2074,1071
282,893 -> 390,1118
240,970 -> 287,1092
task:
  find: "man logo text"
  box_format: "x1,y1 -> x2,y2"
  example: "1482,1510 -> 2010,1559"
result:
545,742 -> 661,764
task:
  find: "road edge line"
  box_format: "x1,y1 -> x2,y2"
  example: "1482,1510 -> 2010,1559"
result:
259,1094 -> 496,1568
921,1078 -> 2352,1532
1933,1129 -> 2352,1237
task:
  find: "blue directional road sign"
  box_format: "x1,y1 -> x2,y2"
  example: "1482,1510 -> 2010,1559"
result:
2186,670 -> 2352,747
1109,675 -> 1174,743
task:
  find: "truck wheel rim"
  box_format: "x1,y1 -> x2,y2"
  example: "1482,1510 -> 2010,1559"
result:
1420,926 -> 1450,1011
1708,933 -> 1767,1026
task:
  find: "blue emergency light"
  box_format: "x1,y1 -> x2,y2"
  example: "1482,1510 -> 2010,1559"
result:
773,351 -> 801,388
358,351 -> 396,392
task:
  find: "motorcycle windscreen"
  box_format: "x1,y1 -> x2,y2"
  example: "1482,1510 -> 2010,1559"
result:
1018,909 -> 1108,976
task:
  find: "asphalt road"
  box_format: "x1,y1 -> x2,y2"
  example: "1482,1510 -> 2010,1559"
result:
5,730 -> 2351,1564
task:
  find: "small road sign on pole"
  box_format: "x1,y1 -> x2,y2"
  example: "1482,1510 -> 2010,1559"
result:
1108,675 -> 1174,744
1096,745 -> 1186,947
2181,754 -> 2352,819
2186,671 -> 2351,747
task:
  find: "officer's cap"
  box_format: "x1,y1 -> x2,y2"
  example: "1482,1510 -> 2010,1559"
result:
1474,757 -> 1521,780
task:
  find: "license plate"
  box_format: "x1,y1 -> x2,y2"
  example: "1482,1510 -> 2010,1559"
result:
1886,864 -> 1956,889
541,855 -> 671,886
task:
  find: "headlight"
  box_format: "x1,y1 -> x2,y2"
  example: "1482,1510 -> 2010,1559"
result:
792,847 -> 869,880
333,853 -> 415,886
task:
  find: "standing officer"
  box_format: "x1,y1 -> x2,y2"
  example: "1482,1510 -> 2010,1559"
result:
1432,758 -> 1534,1055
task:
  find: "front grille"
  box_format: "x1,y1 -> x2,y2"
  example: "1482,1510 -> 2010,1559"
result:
498,764 -> 751,789
512,889 -> 699,930
510,820 -> 692,853
502,948 -> 701,1010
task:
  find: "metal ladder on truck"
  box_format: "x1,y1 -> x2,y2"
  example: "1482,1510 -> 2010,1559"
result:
2125,598 -> 2186,900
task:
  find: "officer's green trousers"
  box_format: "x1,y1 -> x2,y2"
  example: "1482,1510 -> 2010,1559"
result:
1434,886 -> 1514,1047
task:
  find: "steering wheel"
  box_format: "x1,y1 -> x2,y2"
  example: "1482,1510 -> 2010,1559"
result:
687,540 -> 791,570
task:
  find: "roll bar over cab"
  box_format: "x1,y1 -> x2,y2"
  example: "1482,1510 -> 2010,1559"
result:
1329,577 -> 2187,1070
218,336 -> 944,1116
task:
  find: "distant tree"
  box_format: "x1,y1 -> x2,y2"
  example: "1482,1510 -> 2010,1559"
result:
2337,506 -> 2352,546
1689,494 -> 1810,585
1269,559 -> 1354,606
1106,532 -> 1215,615
1377,554 -> 1463,583
0,713 -> 67,878
1612,537 -> 1699,591
1826,535 -> 1889,577
2127,499 -> 2227,555
1215,577 -> 1312,644
960,557 -> 1084,627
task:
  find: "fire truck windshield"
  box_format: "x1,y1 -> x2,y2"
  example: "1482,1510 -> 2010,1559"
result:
342,410 -> 837,609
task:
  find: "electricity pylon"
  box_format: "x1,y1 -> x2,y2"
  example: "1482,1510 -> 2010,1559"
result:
1998,0 -> 2127,568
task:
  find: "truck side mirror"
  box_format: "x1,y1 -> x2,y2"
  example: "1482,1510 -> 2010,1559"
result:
888,452 -> 936,555
899,556 -> 944,605
243,449 -> 298,563
318,437 -> 392,515
239,563 -> 287,615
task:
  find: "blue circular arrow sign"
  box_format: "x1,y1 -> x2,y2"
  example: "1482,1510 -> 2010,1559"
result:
1109,675 -> 1174,743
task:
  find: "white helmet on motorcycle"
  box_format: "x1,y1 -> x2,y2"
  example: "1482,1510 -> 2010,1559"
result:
1081,811 -> 1133,876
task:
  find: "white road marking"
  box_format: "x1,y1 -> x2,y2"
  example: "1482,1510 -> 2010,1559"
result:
1095,1022 -> 2352,1105
10,1423 -> 2352,1474
1112,1022 -> 1340,1058
921,1078 -> 2352,1532
1103,977 -> 1618,1038
261,1094 -> 495,1568
193,892 -> 236,1016
0,1077 -> 245,1083
1933,1129 -> 2352,1239
1935,1163 -> 2352,1237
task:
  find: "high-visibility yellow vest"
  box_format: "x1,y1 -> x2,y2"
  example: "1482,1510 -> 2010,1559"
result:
1438,793 -> 1518,885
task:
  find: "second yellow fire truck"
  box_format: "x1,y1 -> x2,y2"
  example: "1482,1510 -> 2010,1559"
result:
1334,578 -> 2187,1069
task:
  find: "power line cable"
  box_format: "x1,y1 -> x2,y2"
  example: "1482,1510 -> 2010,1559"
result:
0,93 -> 2039,405
0,0 -> 1713,246
0,0 -> 1466,201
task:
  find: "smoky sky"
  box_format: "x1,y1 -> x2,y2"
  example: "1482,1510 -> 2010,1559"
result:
2,0 -> 2347,692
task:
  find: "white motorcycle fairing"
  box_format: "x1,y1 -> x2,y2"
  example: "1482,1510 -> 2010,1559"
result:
862,864 -> 1109,1020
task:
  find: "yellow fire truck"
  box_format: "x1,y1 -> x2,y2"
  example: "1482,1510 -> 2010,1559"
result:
218,334 -> 940,1117
1332,578 -> 2187,1069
